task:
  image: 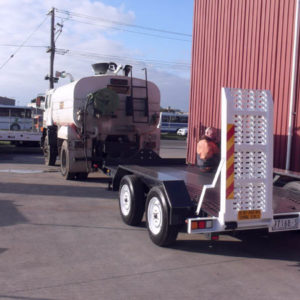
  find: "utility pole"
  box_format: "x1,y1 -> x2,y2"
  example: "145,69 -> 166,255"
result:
49,7 -> 55,89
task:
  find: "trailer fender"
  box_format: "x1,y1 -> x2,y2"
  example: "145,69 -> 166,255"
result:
162,180 -> 194,225
112,167 -> 132,191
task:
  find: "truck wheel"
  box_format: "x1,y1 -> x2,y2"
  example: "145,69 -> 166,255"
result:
44,138 -> 56,166
146,186 -> 179,247
119,175 -> 145,226
60,141 -> 75,180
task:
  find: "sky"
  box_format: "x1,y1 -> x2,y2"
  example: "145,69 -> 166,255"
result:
0,0 -> 194,111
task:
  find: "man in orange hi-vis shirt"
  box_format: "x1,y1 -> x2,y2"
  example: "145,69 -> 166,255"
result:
196,127 -> 220,172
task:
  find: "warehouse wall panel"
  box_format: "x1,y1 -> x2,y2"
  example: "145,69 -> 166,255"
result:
188,0 -> 299,171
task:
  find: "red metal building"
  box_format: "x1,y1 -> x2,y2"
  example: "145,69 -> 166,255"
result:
188,0 -> 300,172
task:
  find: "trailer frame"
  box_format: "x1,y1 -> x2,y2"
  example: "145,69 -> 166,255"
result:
110,88 -> 300,246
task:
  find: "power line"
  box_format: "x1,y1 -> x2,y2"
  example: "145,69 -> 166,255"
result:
0,44 -> 47,48
0,15 -> 49,71
65,53 -> 190,72
0,45 -> 190,70
55,47 -> 191,70
55,8 -> 192,38
56,16 -> 191,43
56,48 -> 190,66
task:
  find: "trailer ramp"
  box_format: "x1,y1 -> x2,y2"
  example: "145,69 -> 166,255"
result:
190,88 -> 276,233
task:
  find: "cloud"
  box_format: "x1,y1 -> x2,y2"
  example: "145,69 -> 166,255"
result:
0,0 -> 190,110
147,69 -> 190,111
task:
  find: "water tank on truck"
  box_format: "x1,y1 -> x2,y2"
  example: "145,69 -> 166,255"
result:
42,62 -> 161,180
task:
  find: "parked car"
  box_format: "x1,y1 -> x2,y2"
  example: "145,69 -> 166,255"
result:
177,127 -> 188,136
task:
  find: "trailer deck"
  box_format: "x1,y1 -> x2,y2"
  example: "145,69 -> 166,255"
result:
116,164 -> 300,218
117,164 -> 219,216
274,168 -> 300,180
273,186 -> 300,214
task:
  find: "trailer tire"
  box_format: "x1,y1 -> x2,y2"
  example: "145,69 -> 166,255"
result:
119,175 -> 145,226
60,141 -> 75,180
146,186 -> 179,247
44,138 -> 56,166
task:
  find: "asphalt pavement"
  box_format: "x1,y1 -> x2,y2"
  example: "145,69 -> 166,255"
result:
0,141 -> 300,300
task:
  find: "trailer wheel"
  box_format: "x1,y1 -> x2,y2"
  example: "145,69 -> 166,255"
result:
146,186 -> 179,247
60,141 -> 75,180
44,138 -> 56,166
119,175 -> 145,226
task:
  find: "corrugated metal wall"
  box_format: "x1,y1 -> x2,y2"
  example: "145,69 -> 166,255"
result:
188,0 -> 300,172
292,47 -> 300,169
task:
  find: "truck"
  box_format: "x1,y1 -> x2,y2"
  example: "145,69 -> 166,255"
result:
41,62 -> 161,179
108,87 -> 300,247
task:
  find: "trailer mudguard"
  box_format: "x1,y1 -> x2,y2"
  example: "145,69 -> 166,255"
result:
112,167 -> 131,191
162,180 -> 194,225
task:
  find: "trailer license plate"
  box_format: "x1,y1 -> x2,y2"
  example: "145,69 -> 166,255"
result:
272,217 -> 299,232
238,210 -> 261,220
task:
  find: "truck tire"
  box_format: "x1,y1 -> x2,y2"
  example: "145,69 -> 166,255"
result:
60,141 -> 75,180
119,175 -> 145,226
44,138 -> 56,166
146,186 -> 179,247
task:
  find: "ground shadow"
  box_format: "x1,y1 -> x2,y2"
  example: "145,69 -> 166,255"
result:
0,200 -> 28,227
0,295 -> 56,300
172,230 -> 300,265
0,248 -> 8,255
83,177 -> 112,184
0,154 -> 44,165
0,182 -> 117,199
0,145 -> 42,155
30,222 -> 146,232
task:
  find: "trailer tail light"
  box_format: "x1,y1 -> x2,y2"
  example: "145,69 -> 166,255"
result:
191,220 -> 213,230
211,234 -> 219,241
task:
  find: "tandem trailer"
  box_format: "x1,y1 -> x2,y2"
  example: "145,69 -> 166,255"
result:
107,88 -> 300,246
